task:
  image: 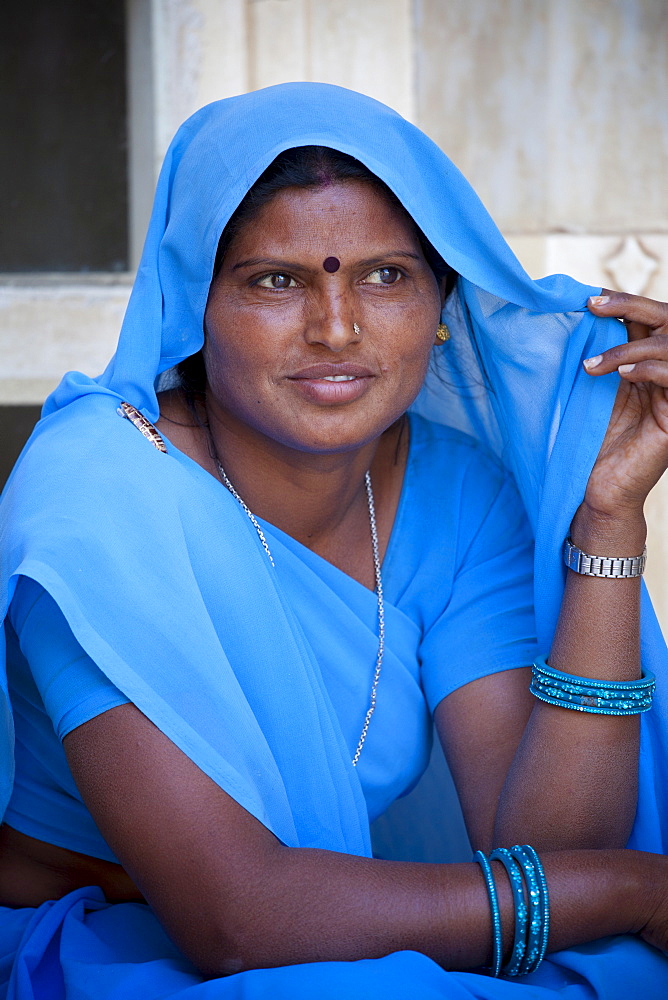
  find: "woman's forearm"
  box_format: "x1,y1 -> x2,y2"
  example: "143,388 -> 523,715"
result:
162,843 -> 660,977
495,503 -> 645,849
65,703 -> 667,978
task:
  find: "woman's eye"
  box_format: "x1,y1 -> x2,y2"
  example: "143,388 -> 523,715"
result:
256,273 -> 297,289
365,267 -> 402,285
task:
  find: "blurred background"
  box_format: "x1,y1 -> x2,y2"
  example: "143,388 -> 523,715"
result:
1,0 -> 667,630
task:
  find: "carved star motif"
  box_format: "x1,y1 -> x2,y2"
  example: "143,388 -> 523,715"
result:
604,237 -> 659,296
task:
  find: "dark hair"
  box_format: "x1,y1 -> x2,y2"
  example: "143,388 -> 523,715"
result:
177,146 -> 456,398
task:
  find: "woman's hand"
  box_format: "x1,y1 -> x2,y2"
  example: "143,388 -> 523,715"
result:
641,895 -> 668,955
635,851 -> 668,955
584,291 -> 668,522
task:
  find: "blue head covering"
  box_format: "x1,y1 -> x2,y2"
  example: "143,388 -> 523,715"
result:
2,82 -> 667,854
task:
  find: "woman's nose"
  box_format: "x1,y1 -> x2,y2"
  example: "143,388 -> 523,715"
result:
304,286 -> 359,351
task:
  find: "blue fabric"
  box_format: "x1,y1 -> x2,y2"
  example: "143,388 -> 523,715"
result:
3,416 -> 537,862
3,586 -> 128,862
4,888 -> 668,1000
6,581 -> 128,743
1,81 -> 667,996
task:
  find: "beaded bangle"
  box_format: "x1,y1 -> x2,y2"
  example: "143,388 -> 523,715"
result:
530,656 -> 655,716
489,849 -> 527,975
518,844 -> 550,971
475,845 -> 550,978
509,846 -> 545,975
473,850 -> 502,977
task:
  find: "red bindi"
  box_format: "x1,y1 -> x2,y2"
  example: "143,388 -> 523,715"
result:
322,256 -> 340,273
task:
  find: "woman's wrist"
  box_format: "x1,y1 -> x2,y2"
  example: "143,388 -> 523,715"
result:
570,502 -> 647,558
617,850 -> 668,938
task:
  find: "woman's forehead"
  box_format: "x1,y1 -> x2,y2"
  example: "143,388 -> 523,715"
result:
223,180 -> 422,256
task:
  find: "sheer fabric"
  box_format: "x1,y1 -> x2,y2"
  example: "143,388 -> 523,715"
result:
4,417 -> 536,859
1,83 -> 667,996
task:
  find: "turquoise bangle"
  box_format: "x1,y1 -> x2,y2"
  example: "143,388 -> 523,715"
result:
519,844 -> 550,970
474,850 -> 502,977
489,849 -> 527,976
509,846 -> 543,975
531,656 -> 655,716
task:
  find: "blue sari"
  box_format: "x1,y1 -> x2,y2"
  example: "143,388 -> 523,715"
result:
1,83 -> 667,996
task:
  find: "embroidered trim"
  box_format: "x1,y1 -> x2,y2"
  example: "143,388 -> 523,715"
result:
117,402 -> 168,453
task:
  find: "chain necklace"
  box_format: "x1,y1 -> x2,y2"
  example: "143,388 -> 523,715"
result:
215,460 -> 276,569
215,459 -> 385,767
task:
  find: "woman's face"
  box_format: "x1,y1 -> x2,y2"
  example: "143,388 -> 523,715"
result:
203,179 -> 445,455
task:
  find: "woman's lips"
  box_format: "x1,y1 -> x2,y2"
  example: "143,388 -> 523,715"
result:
287,363 -> 374,404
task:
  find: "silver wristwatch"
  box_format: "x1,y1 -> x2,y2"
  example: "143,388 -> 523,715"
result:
563,537 -> 646,578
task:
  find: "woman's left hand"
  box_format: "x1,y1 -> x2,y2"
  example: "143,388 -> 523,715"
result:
583,291 -> 668,521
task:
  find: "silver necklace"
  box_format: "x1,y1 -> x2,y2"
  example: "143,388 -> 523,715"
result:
216,460 -> 276,568
215,460 -> 385,767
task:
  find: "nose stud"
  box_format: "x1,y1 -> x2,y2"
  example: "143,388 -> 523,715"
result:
353,323 -> 361,336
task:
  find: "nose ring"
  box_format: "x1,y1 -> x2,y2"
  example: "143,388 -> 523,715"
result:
353,323 -> 361,336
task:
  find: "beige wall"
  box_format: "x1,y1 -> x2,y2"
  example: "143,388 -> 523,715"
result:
2,0 -> 666,628
417,0 -> 668,233
416,0 -> 668,297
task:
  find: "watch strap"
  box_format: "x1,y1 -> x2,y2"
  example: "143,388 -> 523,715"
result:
563,537 -> 646,578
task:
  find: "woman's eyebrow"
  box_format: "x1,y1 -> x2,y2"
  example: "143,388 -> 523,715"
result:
232,251 -> 422,271
232,257 -> 307,271
356,251 -> 422,267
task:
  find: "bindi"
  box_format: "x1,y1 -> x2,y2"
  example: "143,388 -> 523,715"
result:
322,256 -> 340,273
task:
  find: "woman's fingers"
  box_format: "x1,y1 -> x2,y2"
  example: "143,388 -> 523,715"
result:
588,290 -> 668,332
614,360 -> 668,387
583,333 -> 668,376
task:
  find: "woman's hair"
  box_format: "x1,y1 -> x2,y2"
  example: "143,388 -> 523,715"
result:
177,146 -> 457,398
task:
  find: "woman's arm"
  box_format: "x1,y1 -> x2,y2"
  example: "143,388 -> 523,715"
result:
493,506 -> 644,850
497,292 -> 668,849
64,701 -> 668,977
439,292 -> 668,854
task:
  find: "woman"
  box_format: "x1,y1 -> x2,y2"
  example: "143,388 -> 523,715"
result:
1,82 -> 668,998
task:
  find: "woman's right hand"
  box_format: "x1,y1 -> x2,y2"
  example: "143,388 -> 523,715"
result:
636,851 -> 668,954
641,914 -> 668,955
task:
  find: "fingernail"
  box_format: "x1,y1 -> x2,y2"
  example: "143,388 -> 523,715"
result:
583,355 -> 602,369
618,363 -> 636,374
588,295 -> 610,306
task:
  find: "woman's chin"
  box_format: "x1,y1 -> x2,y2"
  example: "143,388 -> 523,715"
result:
276,395 -> 417,456
262,417 -> 397,457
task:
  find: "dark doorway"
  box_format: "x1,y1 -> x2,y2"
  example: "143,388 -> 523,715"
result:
0,407 -> 42,489
0,0 -> 128,272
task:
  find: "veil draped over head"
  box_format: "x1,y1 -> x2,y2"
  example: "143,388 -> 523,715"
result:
1,82 -> 667,856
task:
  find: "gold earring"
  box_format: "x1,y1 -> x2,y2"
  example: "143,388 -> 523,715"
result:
435,322 -> 450,344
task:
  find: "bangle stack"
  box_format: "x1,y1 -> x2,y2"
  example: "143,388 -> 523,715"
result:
474,844 -> 550,978
531,656 -> 655,716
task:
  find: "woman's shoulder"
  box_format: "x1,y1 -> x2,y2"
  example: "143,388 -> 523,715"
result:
2,392 -> 204,522
0,393 -> 225,623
